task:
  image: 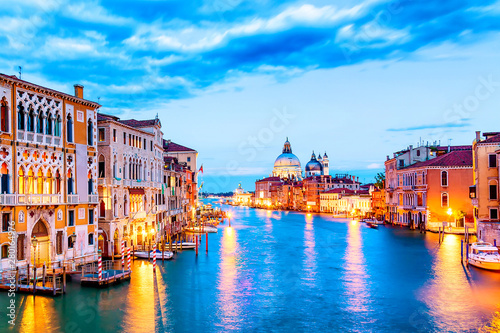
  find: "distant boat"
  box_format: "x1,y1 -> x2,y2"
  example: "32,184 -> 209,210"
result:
366,222 -> 378,229
165,242 -> 196,249
134,249 -> 174,260
362,218 -> 384,225
468,242 -> 500,271
185,226 -> 218,233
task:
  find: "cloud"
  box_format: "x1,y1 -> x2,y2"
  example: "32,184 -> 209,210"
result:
386,122 -> 471,132
366,163 -> 382,169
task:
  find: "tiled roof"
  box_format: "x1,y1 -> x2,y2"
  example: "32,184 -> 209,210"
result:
324,188 -> 355,194
481,134 -> 500,144
256,176 -> 282,183
119,119 -> 159,128
403,150 -> 472,169
163,140 -> 196,152
97,113 -> 120,122
435,145 -> 472,151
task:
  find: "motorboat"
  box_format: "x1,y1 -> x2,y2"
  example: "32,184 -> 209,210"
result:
362,218 -> 384,225
185,226 -> 218,233
468,242 -> 500,271
366,222 -> 378,229
165,242 -> 197,250
134,249 -> 174,260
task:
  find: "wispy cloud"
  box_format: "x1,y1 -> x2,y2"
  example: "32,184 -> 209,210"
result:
386,122 -> 471,132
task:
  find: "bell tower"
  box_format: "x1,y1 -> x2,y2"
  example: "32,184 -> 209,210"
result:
322,152 -> 329,175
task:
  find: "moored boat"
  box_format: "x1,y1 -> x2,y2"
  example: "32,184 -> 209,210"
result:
468,242 -> 500,271
366,222 -> 378,229
185,226 -> 218,233
165,242 -> 197,249
134,249 -> 174,260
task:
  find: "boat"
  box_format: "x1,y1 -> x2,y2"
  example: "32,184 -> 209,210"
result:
366,222 -> 378,229
468,242 -> 500,271
362,218 -> 384,225
185,226 -> 218,233
164,242 -> 197,250
134,249 -> 174,260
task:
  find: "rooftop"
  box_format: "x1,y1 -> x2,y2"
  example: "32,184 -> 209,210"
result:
163,140 -> 196,152
403,150 -> 473,169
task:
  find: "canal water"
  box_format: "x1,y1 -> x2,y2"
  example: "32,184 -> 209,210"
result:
3,200 -> 500,332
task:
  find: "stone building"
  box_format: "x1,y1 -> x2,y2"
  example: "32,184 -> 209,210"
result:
0,74 -> 99,269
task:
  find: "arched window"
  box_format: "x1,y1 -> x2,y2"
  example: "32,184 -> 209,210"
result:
46,169 -> 53,194
124,195 -> 128,216
441,193 -> 448,207
27,168 -> 34,194
36,108 -> 44,134
100,200 -> 105,217
113,156 -> 117,178
37,169 -> 43,194
1,244 -> 8,259
55,114 -> 61,137
88,233 -> 94,245
17,103 -> 25,130
67,170 -> 74,194
55,170 -> 61,193
98,155 -> 105,178
441,170 -> 448,187
18,167 -> 25,195
114,195 -> 118,217
1,99 -> 8,132
46,113 -> 53,135
87,119 -> 93,145
68,236 -> 75,249
1,163 -> 8,194
88,171 -> 93,195
67,114 -> 73,143
27,106 -> 35,132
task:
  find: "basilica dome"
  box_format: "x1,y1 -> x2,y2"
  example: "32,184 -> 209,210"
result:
272,138 -> 302,180
305,152 -> 323,176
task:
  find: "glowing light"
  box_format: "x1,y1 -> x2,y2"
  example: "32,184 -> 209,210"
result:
351,220 -> 357,225
150,228 -> 155,235
225,226 -> 233,236
447,208 -> 452,216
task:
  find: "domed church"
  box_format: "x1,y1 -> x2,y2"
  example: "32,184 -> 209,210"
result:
272,138 -> 302,180
305,151 -> 329,177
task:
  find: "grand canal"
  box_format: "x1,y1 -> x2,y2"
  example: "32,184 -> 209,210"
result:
3,200 -> 500,332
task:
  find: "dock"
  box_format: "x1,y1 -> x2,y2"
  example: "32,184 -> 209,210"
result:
80,261 -> 131,288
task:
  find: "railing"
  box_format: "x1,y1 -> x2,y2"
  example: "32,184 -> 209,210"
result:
113,178 -> 122,186
123,179 -> 132,187
67,194 -> 79,204
88,194 -> 99,203
0,194 -> 17,205
17,130 -> 63,147
17,194 -> 62,205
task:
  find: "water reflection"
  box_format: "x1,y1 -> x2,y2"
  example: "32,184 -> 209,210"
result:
18,295 -> 58,332
122,261 -> 156,332
342,220 -> 371,314
216,226 -> 241,330
302,213 -> 317,286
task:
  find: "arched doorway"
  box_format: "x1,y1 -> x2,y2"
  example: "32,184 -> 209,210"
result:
98,229 -> 108,257
31,219 -> 50,267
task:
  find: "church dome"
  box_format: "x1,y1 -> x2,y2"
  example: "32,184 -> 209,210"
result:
305,152 -> 323,172
272,138 -> 302,180
274,153 -> 301,168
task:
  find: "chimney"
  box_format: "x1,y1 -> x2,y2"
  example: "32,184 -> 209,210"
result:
476,131 -> 481,142
74,84 -> 84,99
409,145 -> 413,165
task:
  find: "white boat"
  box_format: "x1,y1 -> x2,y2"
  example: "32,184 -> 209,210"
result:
165,242 -> 197,249
185,226 -> 218,233
134,249 -> 174,260
468,242 -> 500,271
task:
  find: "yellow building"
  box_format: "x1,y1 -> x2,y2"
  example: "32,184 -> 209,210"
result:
0,74 -> 100,269
471,131 -> 500,242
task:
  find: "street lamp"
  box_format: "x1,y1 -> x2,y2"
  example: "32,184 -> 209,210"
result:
32,236 -> 38,267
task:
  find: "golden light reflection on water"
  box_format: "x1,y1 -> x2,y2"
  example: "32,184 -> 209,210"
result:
303,213 -> 317,286
18,295 -> 59,332
217,226 -> 240,329
122,261 -> 156,332
343,220 -> 370,313
420,235 -> 500,331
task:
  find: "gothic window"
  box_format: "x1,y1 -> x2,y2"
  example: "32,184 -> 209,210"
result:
18,167 -> 25,194
114,195 -> 118,217
124,195 -> 128,216
441,193 -> 448,207
17,103 -> 25,130
67,114 -> 73,143
17,234 -> 25,260
55,170 -> 61,193
88,171 -> 93,195
68,235 -> 74,249
67,170 -> 74,194
87,119 -> 93,145
89,209 -> 94,225
55,114 -> 61,137
98,155 -> 105,178
56,231 -> 63,254
46,169 -> 53,194
100,200 -> 105,218
46,112 -> 53,135
36,108 -> 44,134
0,99 -> 8,132
27,168 -> 34,194
37,169 -> 43,194
1,163 -> 9,194
113,156 -> 117,178
27,106 -> 35,132
88,233 -> 94,245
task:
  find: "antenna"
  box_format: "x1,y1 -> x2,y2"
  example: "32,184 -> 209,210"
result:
18,66 -> 22,80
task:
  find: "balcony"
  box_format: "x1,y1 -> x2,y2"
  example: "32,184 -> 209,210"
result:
17,130 -> 62,147
67,195 -> 79,204
88,194 -> 99,203
18,194 -> 63,205
112,178 -> 122,186
0,194 -> 17,205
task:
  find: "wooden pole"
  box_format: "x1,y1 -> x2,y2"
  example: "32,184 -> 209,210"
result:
15,267 -> 19,292
42,263 -> 46,287
33,266 -> 37,294
162,236 -> 164,263
466,243 -> 469,266
52,269 -> 56,296
206,232 -> 208,253
195,235 -> 198,256
461,240 -> 463,261
27,264 -> 30,286
63,266 -> 66,294
132,245 -> 135,261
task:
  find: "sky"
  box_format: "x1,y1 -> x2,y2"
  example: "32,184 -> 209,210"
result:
1,0 -> 500,192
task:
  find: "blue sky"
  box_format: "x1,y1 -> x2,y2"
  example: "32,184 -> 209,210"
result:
2,0 -> 500,192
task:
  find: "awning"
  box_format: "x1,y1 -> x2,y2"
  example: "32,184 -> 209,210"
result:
129,188 -> 145,195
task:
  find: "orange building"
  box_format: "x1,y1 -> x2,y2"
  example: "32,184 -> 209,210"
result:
0,74 -> 100,269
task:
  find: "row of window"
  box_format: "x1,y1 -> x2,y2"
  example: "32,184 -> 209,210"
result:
1,209 -> 94,233
98,127 -> 156,152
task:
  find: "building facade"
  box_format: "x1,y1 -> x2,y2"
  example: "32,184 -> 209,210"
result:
0,74 -> 99,269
